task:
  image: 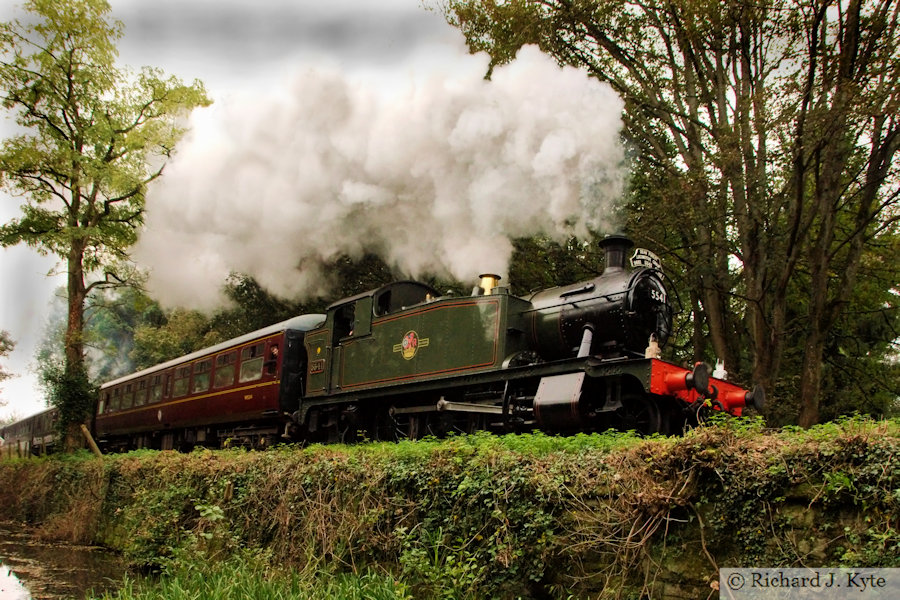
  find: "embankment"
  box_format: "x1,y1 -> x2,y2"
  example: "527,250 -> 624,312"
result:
1,419 -> 897,598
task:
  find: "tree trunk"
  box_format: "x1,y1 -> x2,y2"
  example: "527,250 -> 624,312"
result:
63,239 -> 89,450
699,279 -> 738,372
750,296 -> 782,413
65,243 -> 86,373
797,330 -> 826,427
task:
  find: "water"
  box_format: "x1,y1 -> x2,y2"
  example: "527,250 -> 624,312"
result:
0,527 -> 125,600
0,564 -> 29,600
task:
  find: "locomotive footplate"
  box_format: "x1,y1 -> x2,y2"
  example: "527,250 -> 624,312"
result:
293,356 -> 757,436
390,398 -> 505,416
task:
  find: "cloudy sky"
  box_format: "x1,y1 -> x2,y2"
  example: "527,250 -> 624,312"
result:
0,0 -> 626,421
0,0 -> 465,419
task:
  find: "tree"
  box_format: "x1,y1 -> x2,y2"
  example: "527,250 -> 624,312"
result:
508,234 -> 604,295
443,0 -> 900,425
0,330 -> 14,406
209,273 -> 325,342
85,285 -> 165,380
0,0 -> 210,442
131,309 -> 224,370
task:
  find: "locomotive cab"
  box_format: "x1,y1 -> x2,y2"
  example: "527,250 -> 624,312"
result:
304,281 -> 443,395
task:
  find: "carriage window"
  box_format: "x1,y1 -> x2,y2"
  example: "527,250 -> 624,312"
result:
265,344 -> 280,374
239,343 -> 265,383
150,375 -> 163,403
215,352 -> 237,388
173,366 -> 191,398
193,360 -> 211,393
99,391 -> 110,415
135,379 -> 148,407
122,383 -> 135,409
111,387 -> 122,412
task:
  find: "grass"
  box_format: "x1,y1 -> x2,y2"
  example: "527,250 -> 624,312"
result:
92,554 -> 413,600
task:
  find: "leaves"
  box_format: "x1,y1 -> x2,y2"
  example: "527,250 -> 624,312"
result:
442,0 -> 900,424
0,0 -> 211,432
3,423 -> 899,596
0,0 -> 212,272
0,330 -> 14,404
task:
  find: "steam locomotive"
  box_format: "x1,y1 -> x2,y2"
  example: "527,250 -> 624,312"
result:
86,235 -> 762,450
2,235 -> 763,453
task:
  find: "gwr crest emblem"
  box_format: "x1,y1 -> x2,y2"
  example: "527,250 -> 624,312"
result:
393,330 -> 429,360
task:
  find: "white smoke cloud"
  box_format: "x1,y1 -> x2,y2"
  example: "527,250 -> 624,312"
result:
135,45 -> 626,310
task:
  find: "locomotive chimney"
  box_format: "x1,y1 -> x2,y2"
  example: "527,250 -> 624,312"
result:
478,273 -> 501,295
599,234 -> 634,274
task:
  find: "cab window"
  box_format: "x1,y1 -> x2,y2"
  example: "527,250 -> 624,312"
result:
334,304 -> 355,339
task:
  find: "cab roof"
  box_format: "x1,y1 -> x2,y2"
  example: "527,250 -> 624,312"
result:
326,280 -> 440,315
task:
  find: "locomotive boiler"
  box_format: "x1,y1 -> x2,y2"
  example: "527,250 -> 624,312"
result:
88,235 -> 762,450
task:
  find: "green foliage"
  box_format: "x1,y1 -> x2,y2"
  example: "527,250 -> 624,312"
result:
678,419 -> 900,570
2,423 -> 899,598
94,553 -> 413,600
507,235 -> 603,296
85,287 -> 165,380
382,442 -> 559,597
38,358 -> 96,430
0,330 -> 13,405
441,0 -> 900,426
130,309 -> 223,369
0,0 -> 211,262
817,233 -> 900,420
209,273 -> 318,341
0,0 -> 211,435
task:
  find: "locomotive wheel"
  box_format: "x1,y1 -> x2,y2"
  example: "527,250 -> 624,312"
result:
384,410 -> 422,440
385,410 -> 472,440
618,394 -> 663,435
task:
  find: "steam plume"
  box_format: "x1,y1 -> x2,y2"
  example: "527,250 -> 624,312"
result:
136,46 -> 625,309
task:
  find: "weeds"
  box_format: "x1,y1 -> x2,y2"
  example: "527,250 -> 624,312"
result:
2,423 -> 898,599
93,552 -> 412,600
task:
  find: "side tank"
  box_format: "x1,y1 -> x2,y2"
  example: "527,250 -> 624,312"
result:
525,235 -> 672,360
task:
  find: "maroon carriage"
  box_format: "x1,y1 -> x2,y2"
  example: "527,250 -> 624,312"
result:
95,314 -> 323,450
